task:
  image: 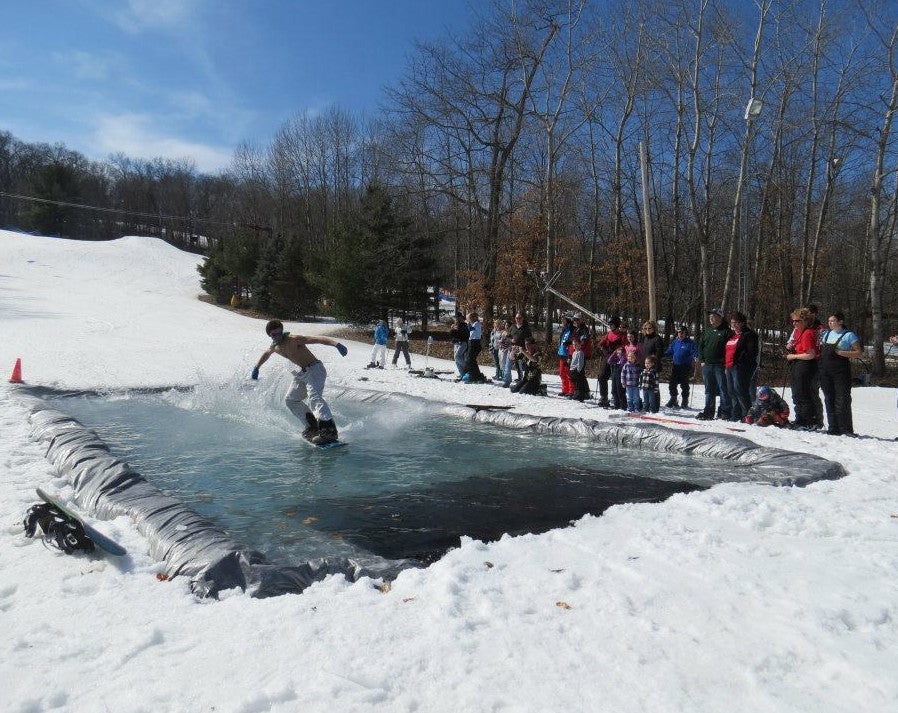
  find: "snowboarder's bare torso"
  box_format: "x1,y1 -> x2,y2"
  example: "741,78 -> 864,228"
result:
269,334 -> 318,368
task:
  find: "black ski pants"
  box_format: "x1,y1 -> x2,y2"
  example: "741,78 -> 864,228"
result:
819,349 -> 854,434
668,363 -> 692,404
790,359 -> 819,427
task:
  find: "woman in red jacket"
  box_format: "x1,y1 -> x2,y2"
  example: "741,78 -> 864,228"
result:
785,307 -> 822,429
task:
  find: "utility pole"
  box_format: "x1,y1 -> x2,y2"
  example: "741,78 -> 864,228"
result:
638,142 -> 657,322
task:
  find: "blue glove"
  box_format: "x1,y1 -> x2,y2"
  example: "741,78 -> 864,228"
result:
251,366 -> 260,380
336,343 -> 348,357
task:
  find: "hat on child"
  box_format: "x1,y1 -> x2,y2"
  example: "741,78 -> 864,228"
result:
708,308 -> 724,318
757,386 -> 772,400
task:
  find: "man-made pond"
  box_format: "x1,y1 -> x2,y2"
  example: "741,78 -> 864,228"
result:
45,389 -> 784,564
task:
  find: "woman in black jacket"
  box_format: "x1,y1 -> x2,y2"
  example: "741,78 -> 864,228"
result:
724,311 -> 759,422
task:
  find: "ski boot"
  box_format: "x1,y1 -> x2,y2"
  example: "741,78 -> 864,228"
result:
302,412 -> 319,441
312,420 -> 338,446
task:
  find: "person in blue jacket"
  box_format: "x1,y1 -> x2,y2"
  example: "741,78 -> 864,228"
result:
664,324 -> 699,408
557,312 -> 575,396
367,319 -> 388,368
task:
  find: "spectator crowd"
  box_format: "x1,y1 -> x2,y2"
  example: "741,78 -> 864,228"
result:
371,302 -> 889,438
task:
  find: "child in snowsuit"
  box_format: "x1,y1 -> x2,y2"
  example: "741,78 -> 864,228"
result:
569,335 -> 590,402
621,350 -> 643,412
744,386 -> 790,427
597,317 -> 628,407
607,346 -> 627,410
639,355 -> 661,413
368,320 -> 388,368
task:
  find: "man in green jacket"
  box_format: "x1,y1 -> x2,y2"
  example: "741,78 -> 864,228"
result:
697,309 -> 734,420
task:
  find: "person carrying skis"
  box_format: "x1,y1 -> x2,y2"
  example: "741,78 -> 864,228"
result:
251,319 -> 347,445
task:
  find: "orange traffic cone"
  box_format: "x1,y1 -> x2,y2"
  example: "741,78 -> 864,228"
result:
9,358 -> 23,383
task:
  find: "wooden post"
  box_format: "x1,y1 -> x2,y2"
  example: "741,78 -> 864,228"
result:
639,142 -> 657,322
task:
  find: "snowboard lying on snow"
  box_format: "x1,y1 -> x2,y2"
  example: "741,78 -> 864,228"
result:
35,488 -> 127,556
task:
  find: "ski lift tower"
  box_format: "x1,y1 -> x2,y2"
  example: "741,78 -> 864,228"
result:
527,269 -> 613,330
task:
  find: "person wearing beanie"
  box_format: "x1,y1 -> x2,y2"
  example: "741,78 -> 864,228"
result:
664,324 -> 698,408
696,309 -> 733,420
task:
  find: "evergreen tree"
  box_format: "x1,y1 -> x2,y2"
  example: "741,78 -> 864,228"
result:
25,161 -> 79,236
197,231 -> 259,304
197,240 -> 231,303
251,232 -> 283,312
327,183 -> 441,323
328,184 -> 398,322
252,232 -> 317,317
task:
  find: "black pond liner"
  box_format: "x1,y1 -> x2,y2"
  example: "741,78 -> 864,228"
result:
305,467 -> 704,563
20,384 -> 847,599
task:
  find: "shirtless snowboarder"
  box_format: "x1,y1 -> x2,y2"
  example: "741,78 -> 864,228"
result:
251,319 -> 348,445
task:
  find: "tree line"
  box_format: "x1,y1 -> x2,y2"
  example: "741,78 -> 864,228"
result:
2,0 -> 897,371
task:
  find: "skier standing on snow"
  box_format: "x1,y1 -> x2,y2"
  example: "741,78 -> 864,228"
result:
367,320 -> 388,369
391,317 -> 412,369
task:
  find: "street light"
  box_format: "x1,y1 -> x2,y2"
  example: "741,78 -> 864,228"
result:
744,97 -> 763,121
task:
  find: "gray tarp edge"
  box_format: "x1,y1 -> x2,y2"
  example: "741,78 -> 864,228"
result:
25,400 -> 414,599
329,386 -> 847,486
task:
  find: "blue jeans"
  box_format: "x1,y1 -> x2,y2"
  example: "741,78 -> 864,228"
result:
701,363 -> 730,417
626,385 -> 640,412
726,366 -> 752,421
641,389 -> 658,413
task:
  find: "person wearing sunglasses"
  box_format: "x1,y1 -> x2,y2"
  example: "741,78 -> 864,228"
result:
251,319 -> 348,445
784,308 -> 821,430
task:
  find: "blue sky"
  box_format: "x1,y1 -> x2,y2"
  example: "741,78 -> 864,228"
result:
1,1 -> 472,174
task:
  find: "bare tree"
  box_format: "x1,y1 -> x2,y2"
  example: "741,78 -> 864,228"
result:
721,0 -> 770,314
859,0 -> 898,375
386,3 -> 558,323
514,0 -> 589,341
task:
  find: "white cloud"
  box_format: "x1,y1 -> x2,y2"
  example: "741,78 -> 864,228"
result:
0,78 -> 31,91
54,50 -> 116,82
170,90 -> 215,119
114,0 -> 198,33
92,113 -> 233,174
